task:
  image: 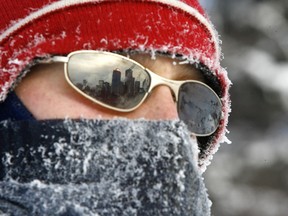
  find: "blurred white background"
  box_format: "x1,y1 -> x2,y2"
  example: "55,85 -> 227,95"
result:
200,0 -> 288,215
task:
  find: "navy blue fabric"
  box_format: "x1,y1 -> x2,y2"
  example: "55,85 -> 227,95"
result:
0,91 -> 35,121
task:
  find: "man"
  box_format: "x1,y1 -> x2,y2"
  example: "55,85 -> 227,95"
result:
0,0 -> 230,215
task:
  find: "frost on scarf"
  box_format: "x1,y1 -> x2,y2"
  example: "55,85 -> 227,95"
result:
0,119 -> 211,216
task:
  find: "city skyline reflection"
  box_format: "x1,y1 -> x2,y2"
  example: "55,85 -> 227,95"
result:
68,53 -> 150,109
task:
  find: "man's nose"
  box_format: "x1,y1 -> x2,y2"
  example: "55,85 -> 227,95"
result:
138,85 -> 179,120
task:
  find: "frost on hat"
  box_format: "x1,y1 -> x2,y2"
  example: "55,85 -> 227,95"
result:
0,0 -> 231,170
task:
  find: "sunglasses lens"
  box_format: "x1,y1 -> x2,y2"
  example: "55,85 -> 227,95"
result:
178,82 -> 222,135
67,52 -> 150,110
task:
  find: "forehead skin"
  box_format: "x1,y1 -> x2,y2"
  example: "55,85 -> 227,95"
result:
129,53 -> 205,82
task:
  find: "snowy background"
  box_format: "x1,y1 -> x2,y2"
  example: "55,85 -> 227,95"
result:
200,0 -> 288,215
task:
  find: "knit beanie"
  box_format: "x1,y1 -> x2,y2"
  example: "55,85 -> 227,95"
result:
0,0 -> 231,170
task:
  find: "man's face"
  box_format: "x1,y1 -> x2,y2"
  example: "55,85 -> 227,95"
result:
15,53 -> 204,120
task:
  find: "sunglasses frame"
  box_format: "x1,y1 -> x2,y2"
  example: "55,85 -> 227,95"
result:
43,50 -> 222,136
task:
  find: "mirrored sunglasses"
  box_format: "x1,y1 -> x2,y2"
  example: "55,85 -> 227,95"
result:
40,50 -> 222,136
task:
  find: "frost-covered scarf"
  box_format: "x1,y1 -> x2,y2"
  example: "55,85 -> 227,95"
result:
0,119 -> 211,216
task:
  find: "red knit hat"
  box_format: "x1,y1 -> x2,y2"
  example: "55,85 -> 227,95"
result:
0,0 -> 231,170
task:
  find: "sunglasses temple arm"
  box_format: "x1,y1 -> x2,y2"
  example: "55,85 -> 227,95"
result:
52,56 -> 68,63
36,56 -> 69,64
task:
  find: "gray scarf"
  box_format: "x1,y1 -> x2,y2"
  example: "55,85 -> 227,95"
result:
0,119 -> 211,216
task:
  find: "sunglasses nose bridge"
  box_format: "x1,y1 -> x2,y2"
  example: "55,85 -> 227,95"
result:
147,70 -> 180,101
162,80 -> 180,101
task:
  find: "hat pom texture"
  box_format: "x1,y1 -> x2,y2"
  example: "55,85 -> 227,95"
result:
0,0 -> 231,171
